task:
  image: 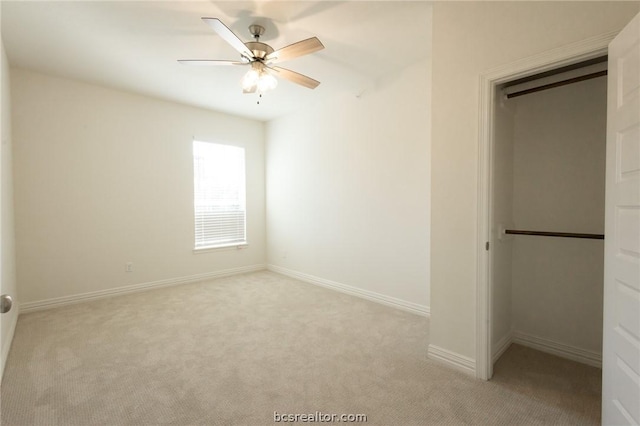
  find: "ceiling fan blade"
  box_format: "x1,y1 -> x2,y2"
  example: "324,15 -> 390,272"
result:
201,17 -> 254,60
265,37 -> 324,63
271,66 -> 320,89
178,60 -> 246,66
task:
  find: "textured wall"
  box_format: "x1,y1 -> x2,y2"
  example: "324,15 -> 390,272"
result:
266,54 -> 431,310
12,69 -> 266,304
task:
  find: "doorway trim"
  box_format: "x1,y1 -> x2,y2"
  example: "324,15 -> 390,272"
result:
475,31 -> 618,380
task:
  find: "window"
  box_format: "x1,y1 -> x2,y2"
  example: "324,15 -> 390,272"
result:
193,141 -> 246,249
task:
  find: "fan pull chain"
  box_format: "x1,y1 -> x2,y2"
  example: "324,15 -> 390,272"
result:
257,93 -> 262,105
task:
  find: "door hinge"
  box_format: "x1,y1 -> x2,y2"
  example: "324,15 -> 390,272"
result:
485,241 -> 490,251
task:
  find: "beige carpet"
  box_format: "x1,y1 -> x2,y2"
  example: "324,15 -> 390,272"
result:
1,271 -> 601,425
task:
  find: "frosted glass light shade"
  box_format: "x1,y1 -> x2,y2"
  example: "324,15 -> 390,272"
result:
241,69 -> 259,91
257,72 -> 278,92
240,68 -> 260,91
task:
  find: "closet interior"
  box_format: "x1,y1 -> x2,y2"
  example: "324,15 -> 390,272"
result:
490,57 -> 608,370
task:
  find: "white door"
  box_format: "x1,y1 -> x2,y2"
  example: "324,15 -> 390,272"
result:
602,11 -> 640,426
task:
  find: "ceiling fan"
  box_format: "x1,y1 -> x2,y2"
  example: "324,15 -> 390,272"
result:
179,18 -> 324,95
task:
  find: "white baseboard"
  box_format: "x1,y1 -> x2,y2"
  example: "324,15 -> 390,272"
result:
512,331 -> 602,368
427,344 -> 476,376
267,264 -> 430,317
1,305 -> 19,382
20,264 -> 267,314
492,331 -> 513,363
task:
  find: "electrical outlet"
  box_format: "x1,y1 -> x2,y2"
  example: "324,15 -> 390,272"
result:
125,262 -> 133,272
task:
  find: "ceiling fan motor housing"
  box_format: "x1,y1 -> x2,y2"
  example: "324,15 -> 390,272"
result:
244,41 -> 274,60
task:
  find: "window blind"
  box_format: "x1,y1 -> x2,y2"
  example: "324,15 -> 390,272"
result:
193,141 -> 246,249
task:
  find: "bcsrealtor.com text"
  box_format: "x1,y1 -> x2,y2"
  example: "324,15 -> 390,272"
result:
274,411 -> 367,423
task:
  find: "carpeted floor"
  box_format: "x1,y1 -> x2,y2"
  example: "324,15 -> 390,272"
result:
1,271 -> 601,425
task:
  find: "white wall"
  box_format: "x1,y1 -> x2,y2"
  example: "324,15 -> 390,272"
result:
511,77 -> 606,356
11,69 -> 266,305
266,54 -> 431,311
491,93 -> 515,357
430,1 -> 640,361
1,40 -> 18,379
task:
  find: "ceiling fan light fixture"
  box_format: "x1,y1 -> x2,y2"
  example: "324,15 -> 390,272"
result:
241,62 -> 277,93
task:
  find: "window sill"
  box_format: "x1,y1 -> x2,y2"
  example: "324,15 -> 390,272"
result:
193,243 -> 248,254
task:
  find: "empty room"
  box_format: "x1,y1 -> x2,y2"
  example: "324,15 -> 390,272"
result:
1,1 -> 639,425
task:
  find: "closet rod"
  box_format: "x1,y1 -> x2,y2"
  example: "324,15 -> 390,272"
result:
504,229 -> 604,240
506,70 -> 607,99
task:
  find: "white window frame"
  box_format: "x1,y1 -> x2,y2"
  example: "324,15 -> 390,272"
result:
192,140 -> 247,251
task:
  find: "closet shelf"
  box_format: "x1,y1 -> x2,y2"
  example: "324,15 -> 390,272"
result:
504,229 -> 604,240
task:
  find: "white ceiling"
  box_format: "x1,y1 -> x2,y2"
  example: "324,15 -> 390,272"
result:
1,1 -> 431,122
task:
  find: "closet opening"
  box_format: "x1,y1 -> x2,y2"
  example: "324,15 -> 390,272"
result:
488,56 -> 607,402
